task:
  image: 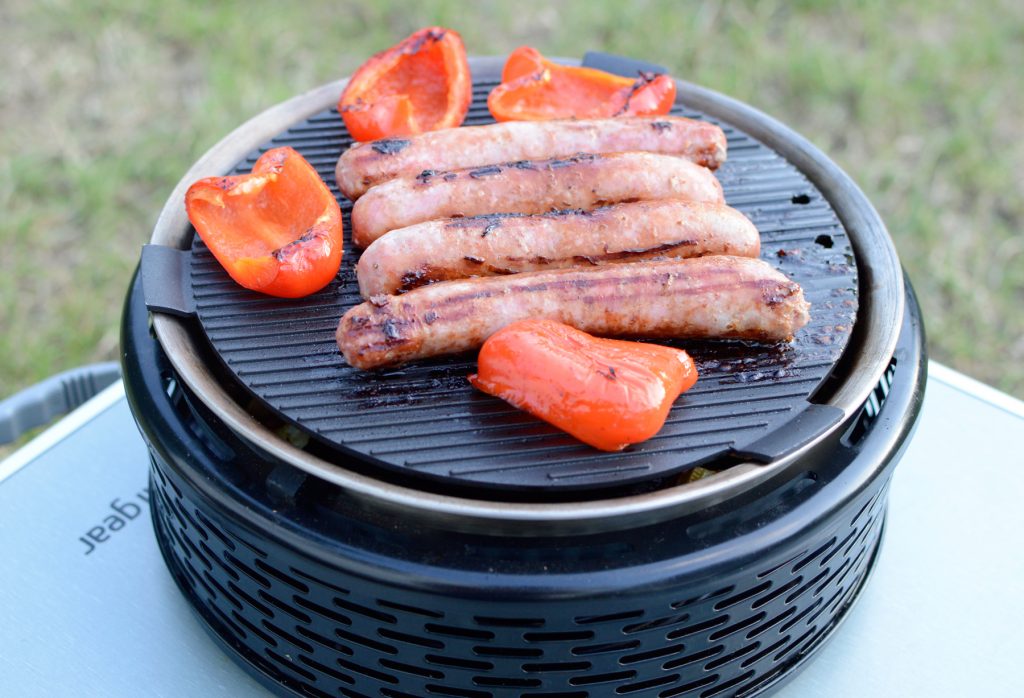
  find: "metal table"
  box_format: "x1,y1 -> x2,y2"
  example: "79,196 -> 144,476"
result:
1,362 -> 1022,696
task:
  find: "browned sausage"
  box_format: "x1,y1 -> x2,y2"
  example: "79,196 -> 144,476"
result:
337,256 -> 810,370
335,115 -> 727,200
356,200 -> 760,297
350,151 -> 725,248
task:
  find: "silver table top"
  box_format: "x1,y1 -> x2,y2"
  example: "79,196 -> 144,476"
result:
1,362 -> 1022,697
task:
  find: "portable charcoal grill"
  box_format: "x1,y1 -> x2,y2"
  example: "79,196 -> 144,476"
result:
123,54 -> 925,697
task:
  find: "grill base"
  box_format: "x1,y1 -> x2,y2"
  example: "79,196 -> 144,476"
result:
150,461 -> 888,698
123,265 -> 926,697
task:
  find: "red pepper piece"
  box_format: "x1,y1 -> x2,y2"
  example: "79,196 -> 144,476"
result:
185,147 -> 343,298
469,319 -> 698,451
339,27 -> 472,142
488,46 -> 677,121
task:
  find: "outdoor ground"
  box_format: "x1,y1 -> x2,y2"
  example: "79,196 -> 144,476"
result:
2,0 -> 1022,413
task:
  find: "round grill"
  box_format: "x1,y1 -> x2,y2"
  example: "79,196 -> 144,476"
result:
125,51 -> 924,698
162,70 -> 857,495
142,54 -> 905,529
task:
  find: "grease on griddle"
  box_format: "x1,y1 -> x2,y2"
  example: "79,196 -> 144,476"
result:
350,365 -> 474,408
687,340 -> 801,385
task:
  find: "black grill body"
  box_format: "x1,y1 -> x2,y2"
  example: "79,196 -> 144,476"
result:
123,269 -> 925,697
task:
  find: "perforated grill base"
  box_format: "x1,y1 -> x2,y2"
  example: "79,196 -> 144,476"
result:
186,76 -> 858,494
149,433 -> 887,698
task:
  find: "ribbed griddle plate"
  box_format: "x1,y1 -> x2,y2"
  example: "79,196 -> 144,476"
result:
187,78 -> 857,493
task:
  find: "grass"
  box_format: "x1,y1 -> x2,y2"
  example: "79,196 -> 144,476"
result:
1,0 -> 1022,409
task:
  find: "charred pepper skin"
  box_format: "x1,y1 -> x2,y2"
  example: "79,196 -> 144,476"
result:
185,147 -> 343,298
469,319 -> 698,451
488,46 -> 677,121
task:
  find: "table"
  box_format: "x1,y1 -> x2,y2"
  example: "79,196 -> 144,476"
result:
1,362 -> 1022,696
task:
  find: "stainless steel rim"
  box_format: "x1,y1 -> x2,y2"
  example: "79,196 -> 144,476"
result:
149,56 -> 903,535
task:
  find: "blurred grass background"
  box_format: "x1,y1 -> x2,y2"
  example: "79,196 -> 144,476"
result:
1,0 -> 1022,409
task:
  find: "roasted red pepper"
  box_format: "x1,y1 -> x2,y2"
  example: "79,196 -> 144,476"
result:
469,319 -> 698,451
339,27 -> 472,142
488,46 -> 677,121
185,147 -> 343,298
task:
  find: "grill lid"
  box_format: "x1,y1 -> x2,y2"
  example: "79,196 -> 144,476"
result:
142,55 -> 902,521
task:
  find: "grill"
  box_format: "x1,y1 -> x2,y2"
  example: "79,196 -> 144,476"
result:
168,87 -> 856,495
123,53 -> 926,697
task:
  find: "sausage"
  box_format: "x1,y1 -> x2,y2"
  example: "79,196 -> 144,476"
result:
335,115 -> 727,200
356,200 -> 760,297
350,151 -> 725,248
337,256 -> 810,370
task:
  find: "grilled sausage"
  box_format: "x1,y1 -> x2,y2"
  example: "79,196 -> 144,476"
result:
350,152 -> 725,248
356,200 -> 760,297
337,256 -> 810,370
336,115 -> 727,200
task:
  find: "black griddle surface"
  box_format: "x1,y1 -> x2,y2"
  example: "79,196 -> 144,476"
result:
188,79 -> 858,494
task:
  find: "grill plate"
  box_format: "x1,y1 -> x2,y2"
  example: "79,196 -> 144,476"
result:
186,78 -> 858,495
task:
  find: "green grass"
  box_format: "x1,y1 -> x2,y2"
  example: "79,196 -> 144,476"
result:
2,0 -> 1022,405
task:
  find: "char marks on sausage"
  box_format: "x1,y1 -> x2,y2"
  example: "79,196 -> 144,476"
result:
350,151 -> 725,247
335,115 -> 727,200
356,199 -> 760,297
337,256 -> 810,370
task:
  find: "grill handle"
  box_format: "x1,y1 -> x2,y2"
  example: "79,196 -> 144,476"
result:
729,403 -> 844,463
141,244 -> 195,317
